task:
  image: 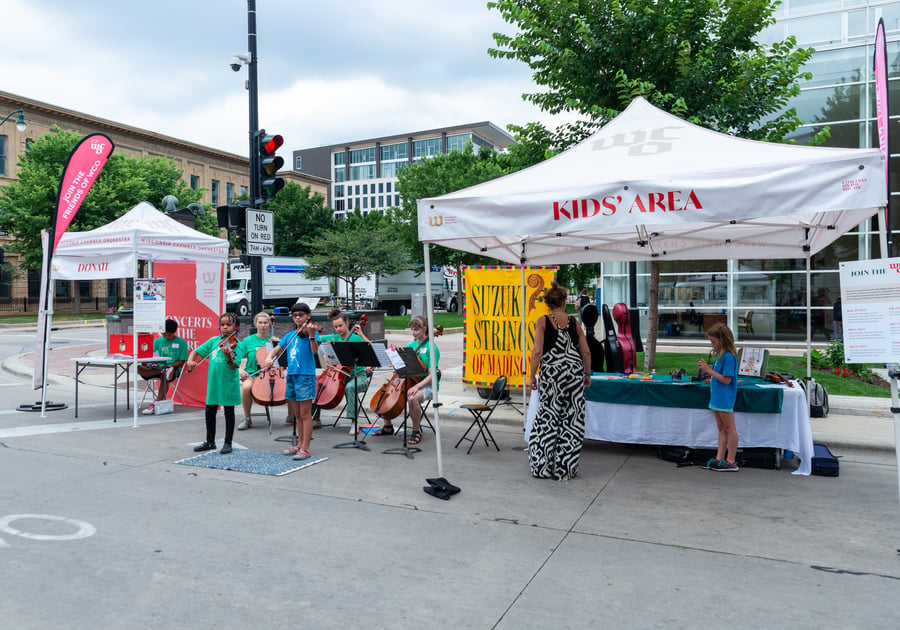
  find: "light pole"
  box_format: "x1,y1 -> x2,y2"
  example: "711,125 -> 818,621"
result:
0,109 -> 27,132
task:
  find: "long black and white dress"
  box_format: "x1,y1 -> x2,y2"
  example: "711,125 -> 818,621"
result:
529,315 -> 586,480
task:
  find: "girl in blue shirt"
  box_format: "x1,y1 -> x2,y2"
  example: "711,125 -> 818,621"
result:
697,323 -> 739,472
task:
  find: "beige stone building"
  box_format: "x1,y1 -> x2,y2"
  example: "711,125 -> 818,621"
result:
0,90 -> 326,314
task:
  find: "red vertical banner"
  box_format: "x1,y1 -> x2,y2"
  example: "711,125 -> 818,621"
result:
50,133 -> 115,255
874,17 -> 892,256
153,260 -> 225,408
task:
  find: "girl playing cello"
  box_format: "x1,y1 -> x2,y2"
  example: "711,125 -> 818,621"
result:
236,311 -> 279,430
319,309 -> 372,435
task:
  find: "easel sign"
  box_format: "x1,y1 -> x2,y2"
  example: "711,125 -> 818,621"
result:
738,347 -> 768,378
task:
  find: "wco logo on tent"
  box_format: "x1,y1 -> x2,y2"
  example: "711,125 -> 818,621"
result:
593,126 -> 681,156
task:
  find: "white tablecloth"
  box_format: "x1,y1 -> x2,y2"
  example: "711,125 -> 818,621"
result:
526,382 -> 813,475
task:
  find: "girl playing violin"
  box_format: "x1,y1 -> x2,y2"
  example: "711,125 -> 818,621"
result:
264,302 -> 320,461
236,311 -> 279,431
185,312 -> 242,454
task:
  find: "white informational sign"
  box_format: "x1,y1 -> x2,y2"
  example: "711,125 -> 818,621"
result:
134,278 -> 166,334
838,257 -> 900,363
245,209 -> 274,256
738,347 -> 768,378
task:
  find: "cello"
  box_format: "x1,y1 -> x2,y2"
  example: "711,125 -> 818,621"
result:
251,345 -> 286,407
369,325 -> 443,421
314,314 -> 368,410
613,302 -> 638,374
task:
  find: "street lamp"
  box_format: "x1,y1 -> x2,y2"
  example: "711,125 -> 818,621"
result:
0,109 -> 27,132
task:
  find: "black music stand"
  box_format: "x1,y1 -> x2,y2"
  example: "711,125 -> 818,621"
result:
383,346 -> 427,459
331,342 -> 384,452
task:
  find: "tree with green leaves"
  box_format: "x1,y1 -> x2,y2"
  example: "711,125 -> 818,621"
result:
489,0 -> 816,148
487,0 -> 818,368
265,181 -> 334,257
0,127 -> 206,270
304,210 -> 408,309
394,143 -> 509,312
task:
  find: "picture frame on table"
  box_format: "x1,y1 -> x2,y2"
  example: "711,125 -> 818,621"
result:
738,347 -> 768,378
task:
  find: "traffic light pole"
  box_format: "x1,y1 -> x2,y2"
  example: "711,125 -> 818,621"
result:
246,0 -> 263,317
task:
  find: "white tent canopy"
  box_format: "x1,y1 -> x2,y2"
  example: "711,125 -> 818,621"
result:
418,98 -> 886,262
53,201 -> 229,275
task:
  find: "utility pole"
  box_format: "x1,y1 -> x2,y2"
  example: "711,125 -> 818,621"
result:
247,0 -> 263,317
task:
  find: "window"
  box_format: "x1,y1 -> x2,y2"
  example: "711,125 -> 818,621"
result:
0,135 -> 7,176
211,180 -> 219,206
295,155 -> 302,170
240,185 -> 248,198
226,183 -> 234,204
334,152 -> 345,166
190,174 -> 199,189
413,137 -> 442,158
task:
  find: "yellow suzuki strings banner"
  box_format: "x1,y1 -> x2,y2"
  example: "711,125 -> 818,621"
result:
462,266 -> 557,388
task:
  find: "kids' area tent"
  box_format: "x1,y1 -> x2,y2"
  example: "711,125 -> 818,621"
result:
46,202 -> 230,424
418,98 -> 885,263
414,97 -> 887,479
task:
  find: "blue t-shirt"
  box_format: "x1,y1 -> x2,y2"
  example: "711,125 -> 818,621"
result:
278,329 -> 321,376
709,351 -> 738,411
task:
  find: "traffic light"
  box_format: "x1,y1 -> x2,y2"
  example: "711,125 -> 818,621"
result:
257,130 -> 285,203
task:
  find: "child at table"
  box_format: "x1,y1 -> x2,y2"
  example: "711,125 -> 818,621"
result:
697,322 -> 739,472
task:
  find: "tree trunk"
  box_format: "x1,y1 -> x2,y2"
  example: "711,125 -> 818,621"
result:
643,261 -> 659,372
455,262 -> 464,314
349,277 -> 356,310
72,281 -> 81,315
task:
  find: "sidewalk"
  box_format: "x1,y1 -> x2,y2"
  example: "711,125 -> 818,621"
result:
3,323 -> 896,452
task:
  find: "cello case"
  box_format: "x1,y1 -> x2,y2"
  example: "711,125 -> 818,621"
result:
580,304 -> 605,374
601,304 -> 623,373
612,303 -> 642,374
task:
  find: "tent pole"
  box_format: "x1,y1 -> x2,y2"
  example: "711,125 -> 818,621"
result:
806,255 -> 812,380
423,244 -> 442,478
520,259 -> 528,417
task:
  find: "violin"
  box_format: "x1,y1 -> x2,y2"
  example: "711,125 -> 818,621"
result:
370,325 -> 443,421
251,345 -> 287,406
314,314 -> 368,410
219,332 -> 239,370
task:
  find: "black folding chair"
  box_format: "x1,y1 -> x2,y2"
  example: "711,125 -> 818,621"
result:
455,375 -> 507,454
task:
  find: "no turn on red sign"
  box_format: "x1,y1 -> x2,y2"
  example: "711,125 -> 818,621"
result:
245,209 -> 274,256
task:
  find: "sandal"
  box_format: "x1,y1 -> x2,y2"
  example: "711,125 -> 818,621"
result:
283,444 -> 301,456
373,424 -> 395,436
408,430 -> 423,445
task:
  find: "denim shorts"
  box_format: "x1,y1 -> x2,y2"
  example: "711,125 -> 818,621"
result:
286,374 -> 315,401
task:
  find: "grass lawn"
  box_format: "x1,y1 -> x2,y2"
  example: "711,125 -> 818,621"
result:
0,312 -> 108,325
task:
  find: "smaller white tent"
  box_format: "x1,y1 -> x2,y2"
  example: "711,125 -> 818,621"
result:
42,202 -> 229,423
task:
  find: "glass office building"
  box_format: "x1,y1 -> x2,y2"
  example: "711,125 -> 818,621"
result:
600,0 -> 900,343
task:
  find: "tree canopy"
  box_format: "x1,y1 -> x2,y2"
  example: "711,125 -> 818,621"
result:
488,0 -> 815,147
266,181 -> 334,257
0,128 -> 206,269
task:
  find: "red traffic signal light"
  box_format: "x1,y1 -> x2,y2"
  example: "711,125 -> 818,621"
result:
257,132 -> 285,202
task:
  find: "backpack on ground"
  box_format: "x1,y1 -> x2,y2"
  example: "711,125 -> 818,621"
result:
799,378 -> 829,418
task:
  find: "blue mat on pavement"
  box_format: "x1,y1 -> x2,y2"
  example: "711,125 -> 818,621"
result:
176,448 -> 327,476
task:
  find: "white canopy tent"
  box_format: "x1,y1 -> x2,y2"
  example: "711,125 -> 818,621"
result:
44,202 -> 229,423
414,97 -> 887,479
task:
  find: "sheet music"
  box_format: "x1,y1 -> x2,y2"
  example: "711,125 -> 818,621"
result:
319,342 -> 341,365
385,348 -> 406,371
371,342 -> 393,369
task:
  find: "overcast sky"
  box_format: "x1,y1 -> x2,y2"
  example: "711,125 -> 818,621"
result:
5,0 -> 573,156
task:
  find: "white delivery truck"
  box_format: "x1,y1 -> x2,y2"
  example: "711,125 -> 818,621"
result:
336,267 -> 457,316
226,257 -> 330,316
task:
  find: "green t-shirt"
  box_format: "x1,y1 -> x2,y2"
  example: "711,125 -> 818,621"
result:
153,336 -> 188,365
321,332 -> 367,376
237,334 -> 273,374
194,335 -> 241,406
407,339 -> 440,389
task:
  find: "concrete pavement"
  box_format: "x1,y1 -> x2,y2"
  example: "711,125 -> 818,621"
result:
0,322 -> 898,628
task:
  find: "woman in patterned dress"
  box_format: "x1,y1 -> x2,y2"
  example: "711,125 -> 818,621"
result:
527,283 -> 592,480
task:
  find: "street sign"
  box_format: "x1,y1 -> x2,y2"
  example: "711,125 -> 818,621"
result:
245,209 -> 274,256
